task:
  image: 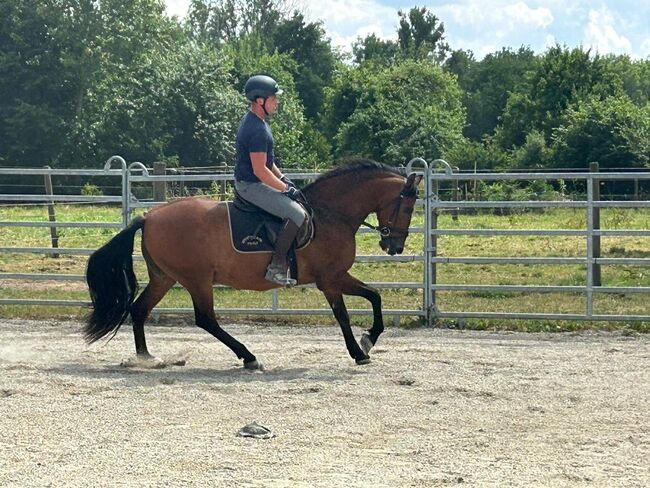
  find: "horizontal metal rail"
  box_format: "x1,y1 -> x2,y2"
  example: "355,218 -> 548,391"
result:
433,229 -> 650,237
0,299 -> 91,307
432,284 -> 650,293
431,200 -> 650,209
0,194 -> 123,203
429,171 -> 650,181
431,229 -> 588,236
430,257 -> 585,265
0,168 -> 123,176
0,221 -> 122,228
0,273 -> 423,290
435,311 -> 650,321
150,307 -> 425,317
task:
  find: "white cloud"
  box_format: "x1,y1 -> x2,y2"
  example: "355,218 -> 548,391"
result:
438,1 -> 553,30
504,2 -> 554,28
164,0 -> 190,18
299,0 -> 397,50
641,38 -> 650,58
583,8 -> 632,55
544,33 -> 557,49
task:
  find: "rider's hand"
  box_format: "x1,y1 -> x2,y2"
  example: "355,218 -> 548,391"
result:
284,186 -> 303,201
280,175 -> 296,189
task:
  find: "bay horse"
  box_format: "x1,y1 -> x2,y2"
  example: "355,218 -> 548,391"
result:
85,160 -> 422,369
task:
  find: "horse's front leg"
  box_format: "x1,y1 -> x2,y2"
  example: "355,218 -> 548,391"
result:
321,287 -> 370,365
337,273 -> 384,355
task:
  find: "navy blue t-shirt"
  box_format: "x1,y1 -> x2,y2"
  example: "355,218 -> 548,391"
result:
234,111 -> 274,182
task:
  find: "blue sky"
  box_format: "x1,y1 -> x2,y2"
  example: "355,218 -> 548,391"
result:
164,0 -> 650,59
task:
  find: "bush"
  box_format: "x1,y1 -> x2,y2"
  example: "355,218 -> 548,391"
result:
81,183 -> 103,196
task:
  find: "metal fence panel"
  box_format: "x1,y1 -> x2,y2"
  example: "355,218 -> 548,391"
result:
3,157 -> 650,324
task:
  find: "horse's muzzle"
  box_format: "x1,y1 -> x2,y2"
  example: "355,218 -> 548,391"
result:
380,239 -> 404,256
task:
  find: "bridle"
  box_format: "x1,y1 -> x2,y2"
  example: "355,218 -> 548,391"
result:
362,185 -> 413,238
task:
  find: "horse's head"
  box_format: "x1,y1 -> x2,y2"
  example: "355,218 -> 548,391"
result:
376,173 -> 422,255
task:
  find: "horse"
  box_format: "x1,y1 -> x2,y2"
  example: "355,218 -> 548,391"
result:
85,159 -> 422,369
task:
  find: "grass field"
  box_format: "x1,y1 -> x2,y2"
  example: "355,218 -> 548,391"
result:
1,202 -> 649,332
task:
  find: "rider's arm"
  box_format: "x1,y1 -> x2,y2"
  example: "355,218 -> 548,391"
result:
271,163 -> 284,179
250,152 -> 287,191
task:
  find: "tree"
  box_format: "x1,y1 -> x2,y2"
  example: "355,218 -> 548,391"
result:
0,0 -> 74,166
447,47 -> 537,141
185,0 -> 291,45
352,7 -> 449,66
328,60 -> 465,164
352,33 -> 399,66
270,12 -> 337,122
497,45 -> 623,148
551,95 -> 650,169
397,7 -> 449,63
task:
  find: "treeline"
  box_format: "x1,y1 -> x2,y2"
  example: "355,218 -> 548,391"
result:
1,0 -> 648,172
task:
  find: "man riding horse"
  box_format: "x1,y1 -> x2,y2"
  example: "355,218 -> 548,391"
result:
233,75 -> 307,287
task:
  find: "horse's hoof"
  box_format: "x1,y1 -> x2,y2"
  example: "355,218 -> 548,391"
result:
355,357 -> 371,365
360,334 -> 374,355
244,359 -> 264,371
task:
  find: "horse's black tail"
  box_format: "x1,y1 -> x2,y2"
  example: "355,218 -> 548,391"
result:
84,216 -> 145,343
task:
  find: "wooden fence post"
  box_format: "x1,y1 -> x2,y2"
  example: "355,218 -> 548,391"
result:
43,166 -> 59,259
153,162 -> 167,202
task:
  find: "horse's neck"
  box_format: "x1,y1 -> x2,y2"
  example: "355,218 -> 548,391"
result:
307,175 -> 395,228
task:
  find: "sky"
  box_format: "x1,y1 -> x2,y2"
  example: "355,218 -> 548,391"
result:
164,0 -> 650,60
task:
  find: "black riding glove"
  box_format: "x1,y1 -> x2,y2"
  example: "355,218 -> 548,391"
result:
280,175 -> 296,189
284,186 -> 304,201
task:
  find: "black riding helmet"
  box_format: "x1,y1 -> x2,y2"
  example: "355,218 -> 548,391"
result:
244,75 -> 283,102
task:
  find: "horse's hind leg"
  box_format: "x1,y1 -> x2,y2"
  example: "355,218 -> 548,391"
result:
188,282 -> 262,370
130,272 -> 175,359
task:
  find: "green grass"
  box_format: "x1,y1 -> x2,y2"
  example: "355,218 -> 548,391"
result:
1,204 -> 649,331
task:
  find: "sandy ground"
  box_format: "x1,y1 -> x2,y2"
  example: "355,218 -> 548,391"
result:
0,319 -> 648,488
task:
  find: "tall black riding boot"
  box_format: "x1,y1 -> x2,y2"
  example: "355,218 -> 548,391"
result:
265,219 -> 300,286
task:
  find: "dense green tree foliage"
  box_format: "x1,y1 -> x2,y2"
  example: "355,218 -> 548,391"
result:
446,47 -> 538,141
1,2 -> 648,172
326,61 -> 465,164
353,7 -> 449,66
552,95 -> 650,169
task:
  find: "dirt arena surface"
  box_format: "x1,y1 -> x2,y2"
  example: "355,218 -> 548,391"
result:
0,319 -> 648,487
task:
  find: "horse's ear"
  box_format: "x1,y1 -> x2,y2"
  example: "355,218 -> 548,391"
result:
406,173 -> 423,188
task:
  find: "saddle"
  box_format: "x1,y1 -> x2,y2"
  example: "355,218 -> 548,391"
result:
226,190 -> 314,270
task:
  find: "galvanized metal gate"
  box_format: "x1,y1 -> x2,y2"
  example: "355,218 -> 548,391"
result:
422,162 -> 650,323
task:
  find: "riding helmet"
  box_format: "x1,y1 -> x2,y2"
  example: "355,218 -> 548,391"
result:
244,75 -> 283,101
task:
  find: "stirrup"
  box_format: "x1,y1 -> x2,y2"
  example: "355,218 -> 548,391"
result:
265,266 -> 297,287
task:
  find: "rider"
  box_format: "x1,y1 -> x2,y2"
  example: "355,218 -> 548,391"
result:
234,74 -> 307,287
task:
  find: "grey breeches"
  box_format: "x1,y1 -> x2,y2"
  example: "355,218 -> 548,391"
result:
235,180 -> 307,227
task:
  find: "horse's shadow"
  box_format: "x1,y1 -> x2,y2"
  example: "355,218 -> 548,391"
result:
44,361 -> 356,387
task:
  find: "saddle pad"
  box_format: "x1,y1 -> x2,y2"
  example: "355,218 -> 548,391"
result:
226,202 -> 313,254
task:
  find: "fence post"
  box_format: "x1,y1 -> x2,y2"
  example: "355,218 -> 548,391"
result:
452,166 -> 460,221
153,162 -> 167,202
43,166 -> 59,259
590,162 -> 601,287
430,179 -> 439,323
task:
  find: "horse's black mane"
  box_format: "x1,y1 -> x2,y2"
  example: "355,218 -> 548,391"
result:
304,159 -> 405,192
